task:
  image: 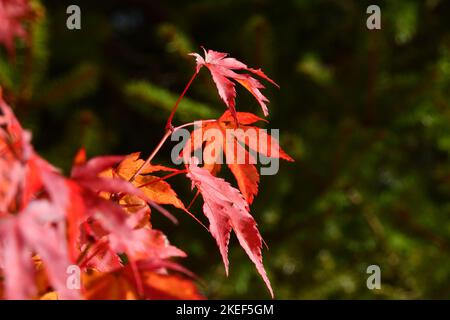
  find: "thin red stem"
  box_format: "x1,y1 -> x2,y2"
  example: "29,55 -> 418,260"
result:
165,71 -> 198,131
187,189 -> 201,211
129,70 -> 200,183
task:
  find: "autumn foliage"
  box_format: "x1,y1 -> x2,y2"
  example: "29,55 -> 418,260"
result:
0,3 -> 293,299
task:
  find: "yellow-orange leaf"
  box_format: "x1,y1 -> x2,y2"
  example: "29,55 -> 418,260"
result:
40,292 -> 58,300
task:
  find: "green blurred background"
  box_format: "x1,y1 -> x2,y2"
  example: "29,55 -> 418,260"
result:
1,0 -> 450,299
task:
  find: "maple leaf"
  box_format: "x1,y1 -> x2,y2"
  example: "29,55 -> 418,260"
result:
40,292 -> 58,300
0,200 -> 80,300
0,0 -> 34,56
83,264 -> 203,300
182,111 -> 293,204
82,211 -> 200,300
0,92 -> 34,212
69,154 -> 139,254
0,217 -> 36,299
190,48 -> 279,122
0,95 -> 81,299
116,152 -> 178,177
114,153 -> 186,211
70,153 -> 177,225
186,160 -> 273,297
70,152 -> 186,274
79,215 -> 187,274
68,155 -> 152,271
108,209 -> 186,262
1,93 -> 68,212
109,153 -> 207,228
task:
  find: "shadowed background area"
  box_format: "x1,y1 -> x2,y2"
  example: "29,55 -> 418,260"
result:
1,0 -> 450,298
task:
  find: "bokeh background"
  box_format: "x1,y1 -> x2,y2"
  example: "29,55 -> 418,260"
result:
1,0 -> 450,299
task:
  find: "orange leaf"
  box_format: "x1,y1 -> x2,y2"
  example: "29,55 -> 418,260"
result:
83,267 -> 203,300
183,111 -> 293,204
141,272 -> 203,300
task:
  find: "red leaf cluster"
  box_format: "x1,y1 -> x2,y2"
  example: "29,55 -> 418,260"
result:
0,93 -> 202,299
190,48 -> 279,123
0,47 -> 293,299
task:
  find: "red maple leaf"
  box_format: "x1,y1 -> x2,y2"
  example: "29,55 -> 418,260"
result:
83,259 -> 203,300
186,160 -> 273,297
190,48 -> 279,122
0,200 -> 81,300
69,152 -> 185,272
182,111 -> 294,204
0,94 -> 81,299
